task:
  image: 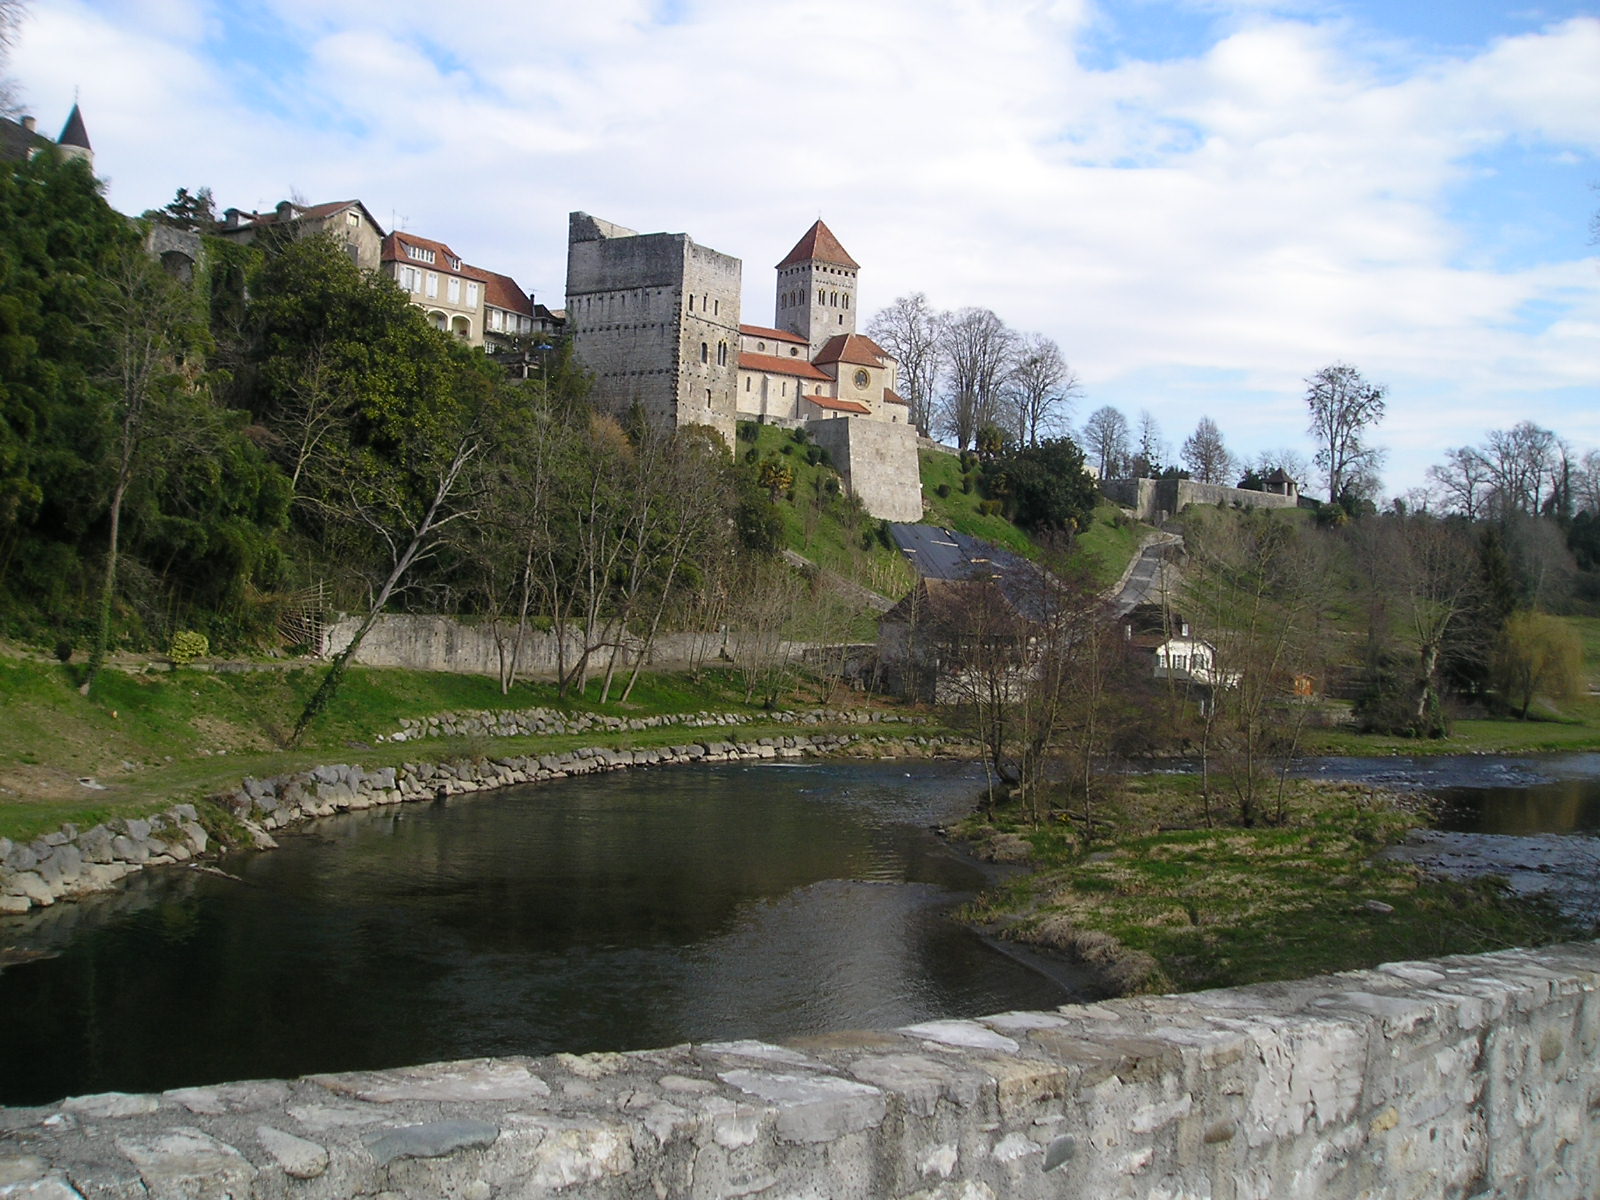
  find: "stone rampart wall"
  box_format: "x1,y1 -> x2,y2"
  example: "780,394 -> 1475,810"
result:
4,941 -> 1597,1198
806,416 -> 923,522
318,615 -> 803,677
1103,477 -> 1300,523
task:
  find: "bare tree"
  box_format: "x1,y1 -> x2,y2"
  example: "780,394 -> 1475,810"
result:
1387,515 -> 1485,736
1305,363 -> 1387,503
938,307 -> 1015,450
867,293 -> 943,436
1481,421 -> 1559,519
0,1 -> 23,117
1006,333 -> 1079,448
81,246 -> 201,694
1081,405 -> 1130,478
1181,415 -> 1232,484
1133,410 -> 1166,477
1427,447 -> 1493,520
1573,449 -> 1600,516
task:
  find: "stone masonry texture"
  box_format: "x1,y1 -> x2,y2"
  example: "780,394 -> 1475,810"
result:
2,940 -> 1597,1198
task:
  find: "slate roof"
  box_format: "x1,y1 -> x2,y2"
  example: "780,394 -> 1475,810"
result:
57,104 -> 91,151
776,219 -> 859,270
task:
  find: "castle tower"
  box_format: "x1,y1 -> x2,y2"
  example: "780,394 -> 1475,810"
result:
774,220 -> 859,360
565,212 -> 741,443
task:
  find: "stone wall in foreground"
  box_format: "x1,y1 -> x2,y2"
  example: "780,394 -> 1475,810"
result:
3,941 -> 1597,1198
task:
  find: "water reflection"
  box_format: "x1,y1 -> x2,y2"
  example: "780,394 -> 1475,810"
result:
0,760 -> 1071,1106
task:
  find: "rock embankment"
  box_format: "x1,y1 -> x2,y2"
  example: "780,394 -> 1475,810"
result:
381,706 -> 917,743
1,713 -> 963,916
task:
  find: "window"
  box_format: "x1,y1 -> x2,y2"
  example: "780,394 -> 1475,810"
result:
713,299 -> 719,316
817,289 -> 824,304
700,342 -> 708,364
745,377 -> 751,391
407,245 -> 436,264
843,295 -> 849,310
466,281 -> 479,308
346,210 -> 359,226
426,273 -> 438,298
757,341 -> 766,351
447,278 -> 461,304
688,295 -> 694,312
789,347 -> 800,357
717,342 -> 727,366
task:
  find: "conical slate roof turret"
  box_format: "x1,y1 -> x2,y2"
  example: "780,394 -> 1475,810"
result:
57,104 -> 91,151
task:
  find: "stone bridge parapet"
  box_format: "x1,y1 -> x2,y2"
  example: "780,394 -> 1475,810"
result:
3,941 -> 1597,1198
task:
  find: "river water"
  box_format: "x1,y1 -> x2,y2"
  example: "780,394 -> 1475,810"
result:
0,760 -> 1072,1107
1295,752 -> 1600,835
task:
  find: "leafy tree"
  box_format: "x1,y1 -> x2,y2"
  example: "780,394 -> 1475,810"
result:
0,151 -> 133,588
1492,611 -> 1583,719
146,186 -> 216,232
993,438 -> 1097,537
1305,363 -> 1386,504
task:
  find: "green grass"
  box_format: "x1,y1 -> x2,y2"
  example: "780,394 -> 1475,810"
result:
917,448 -> 1038,554
743,422 -> 915,601
0,649 -> 814,842
1074,501 -> 1151,588
961,778 -> 1585,994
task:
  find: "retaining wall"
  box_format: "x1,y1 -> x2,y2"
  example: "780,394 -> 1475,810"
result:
1103,478 -> 1300,524
2,941 -> 1596,1197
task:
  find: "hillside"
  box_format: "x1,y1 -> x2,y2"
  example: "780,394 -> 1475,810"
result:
746,423 -> 1155,611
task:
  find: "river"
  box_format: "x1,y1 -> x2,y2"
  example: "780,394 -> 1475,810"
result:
0,759 -> 1073,1107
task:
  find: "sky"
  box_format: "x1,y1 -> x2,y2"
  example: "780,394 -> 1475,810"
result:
10,0 -> 1599,501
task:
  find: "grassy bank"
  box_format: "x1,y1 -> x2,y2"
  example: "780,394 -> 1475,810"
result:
0,648 -> 935,844
959,774 -> 1586,996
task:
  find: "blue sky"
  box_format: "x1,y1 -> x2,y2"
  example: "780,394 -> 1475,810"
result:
12,0 -> 1599,500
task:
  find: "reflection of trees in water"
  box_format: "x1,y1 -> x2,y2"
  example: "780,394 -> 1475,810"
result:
0,866 -> 208,963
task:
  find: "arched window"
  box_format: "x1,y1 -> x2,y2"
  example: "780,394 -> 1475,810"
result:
843,295 -> 849,310
817,289 -> 824,305
700,342 -> 708,364
717,341 -> 727,366
830,291 -> 838,306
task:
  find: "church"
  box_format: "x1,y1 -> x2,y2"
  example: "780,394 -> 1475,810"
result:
565,214 -> 922,521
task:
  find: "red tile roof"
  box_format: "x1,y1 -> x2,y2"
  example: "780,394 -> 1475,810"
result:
808,395 -> 872,415
883,388 -> 908,406
382,231 -> 467,272
776,219 -> 859,270
738,352 -> 830,380
228,199 -> 383,235
814,333 -> 888,367
739,323 -> 808,344
463,265 -> 534,317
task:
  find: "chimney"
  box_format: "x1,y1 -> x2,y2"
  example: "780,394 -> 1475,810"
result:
21,115 -> 36,133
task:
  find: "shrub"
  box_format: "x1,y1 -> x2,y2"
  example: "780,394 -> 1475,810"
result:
936,482 -> 951,498
169,630 -> 210,664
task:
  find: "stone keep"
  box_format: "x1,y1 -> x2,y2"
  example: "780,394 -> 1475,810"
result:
566,212 -> 742,443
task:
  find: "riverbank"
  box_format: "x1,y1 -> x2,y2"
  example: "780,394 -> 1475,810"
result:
1,710 -> 968,915
953,773 -> 1591,997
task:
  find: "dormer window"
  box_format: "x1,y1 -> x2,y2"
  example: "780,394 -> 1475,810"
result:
406,245 -> 436,264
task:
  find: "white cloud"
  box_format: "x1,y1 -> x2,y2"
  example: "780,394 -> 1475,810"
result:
11,1 -> 1599,495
